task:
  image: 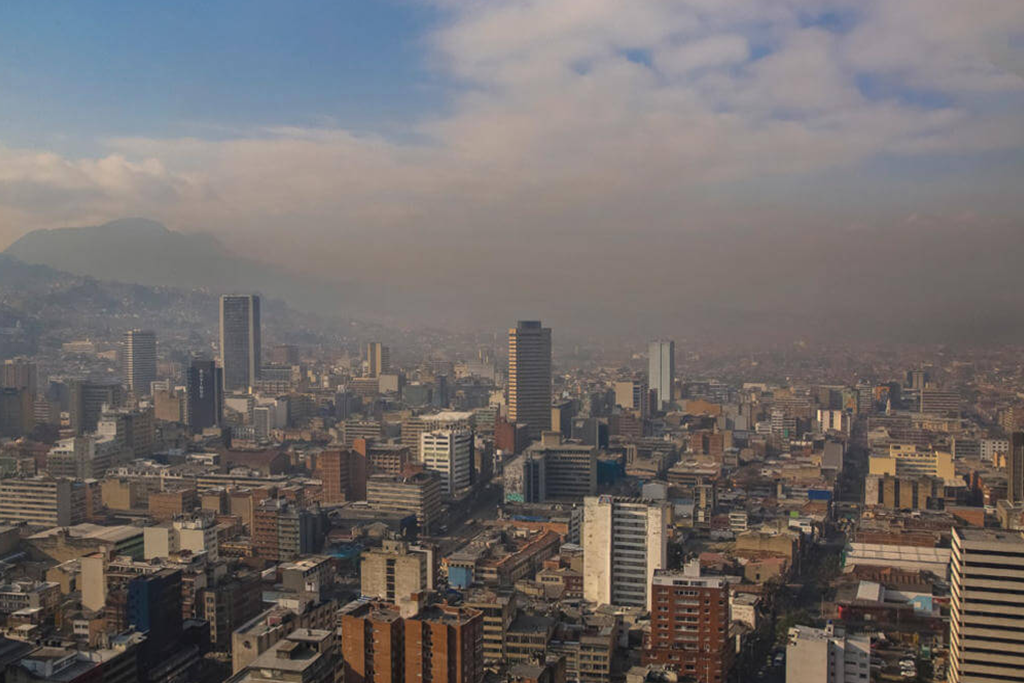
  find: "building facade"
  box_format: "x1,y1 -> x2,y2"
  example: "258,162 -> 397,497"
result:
123,329 -> 157,397
949,528 -> 1024,683
648,340 -> 675,411
508,321 -> 552,440
219,294 -> 261,393
583,496 -> 670,609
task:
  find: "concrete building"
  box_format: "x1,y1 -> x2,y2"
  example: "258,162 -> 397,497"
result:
0,476 -> 85,527
231,600 -> 338,674
949,528 -> 1024,683
643,561 -> 731,682
252,498 -> 319,562
583,495 -> 671,609
122,329 -> 157,397
868,444 -> 954,481
785,624 -> 870,683
227,628 -> 340,683
361,539 -> 434,602
508,321 -> 552,439
919,388 -> 960,417
367,472 -> 444,534
614,380 -> 650,417
144,515 -> 220,561
366,342 -> 390,378
648,340 -> 675,411
220,294 -> 261,392
69,379 -> 123,434
525,432 -> 596,500
463,590 -> 517,664
339,600 -> 405,683
421,428 -> 473,496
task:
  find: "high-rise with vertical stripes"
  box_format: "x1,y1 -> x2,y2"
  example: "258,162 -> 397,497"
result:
648,340 -> 675,411
507,320 -> 552,440
219,294 -> 261,393
123,329 -> 157,396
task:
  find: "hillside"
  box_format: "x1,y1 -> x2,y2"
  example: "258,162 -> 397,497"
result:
4,218 -> 350,316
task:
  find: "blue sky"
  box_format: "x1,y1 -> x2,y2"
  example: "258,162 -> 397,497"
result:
0,0 -> 446,154
0,0 -> 1021,286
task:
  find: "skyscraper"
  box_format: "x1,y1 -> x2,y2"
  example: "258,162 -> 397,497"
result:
508,320 -> 552,440
648,340 -> 675,411
366,342 -> 390,378
219,294 -> 261,392
123,329 -> 157,396
583,495 -> 670,609
187,359 -> 223,432
1009,432 -> 1024,503
949,528 -> 1024,683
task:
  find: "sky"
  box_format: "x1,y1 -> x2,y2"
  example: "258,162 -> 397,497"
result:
1,0 -> 1023,339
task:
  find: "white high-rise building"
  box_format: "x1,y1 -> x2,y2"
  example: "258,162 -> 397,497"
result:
219,294 -> 261,393
785,624 -> 870,683
420,428 -> 473,496
648,340 -> 675,411
950,528 -> 1024,683
508,320 -> 552,439
123,329 -> 157,397
583,495 -> 670,609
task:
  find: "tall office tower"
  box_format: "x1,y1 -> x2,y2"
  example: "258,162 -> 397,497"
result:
2,358 -> 37,399
366,342 -> 391,378
122,329 -> 157,396
583,495 -> 670,609
508,320 -> 552,440
70,380 -> 123,434
785,624 -> 871,683
643,562 -> 732,682
186,359 -> 223,432
420,428 -> 473,496
0,387 -> 33,437
949,528 -> 1024,683
1009,432 -> 1024,503
648,340 -> 675,411
219,294 -> 261,392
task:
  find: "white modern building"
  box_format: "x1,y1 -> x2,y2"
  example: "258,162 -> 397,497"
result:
648,340 -> 675,411
583,495 -> 670,609
950,528 -> 1024,683
786,623 -> 870,683
420,428 -> 473,496
144,516 -> 219,562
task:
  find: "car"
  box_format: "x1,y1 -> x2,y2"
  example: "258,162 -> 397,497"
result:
900,669 -> 916,678
900,659 -> 915,667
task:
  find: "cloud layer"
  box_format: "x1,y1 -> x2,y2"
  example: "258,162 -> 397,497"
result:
1,0 -> 1022,335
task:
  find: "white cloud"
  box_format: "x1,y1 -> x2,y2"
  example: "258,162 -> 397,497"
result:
0,0 -> 1021,274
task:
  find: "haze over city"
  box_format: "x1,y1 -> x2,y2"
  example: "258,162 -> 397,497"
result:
2,4 -> 1024,683
1,0 -> 1022,339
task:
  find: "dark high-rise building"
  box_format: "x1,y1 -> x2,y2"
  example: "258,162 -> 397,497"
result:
0,387 -> 33,438
1009,432 -> 1024,503
2,358 -> 37,399
187,359 -> 223,432
508,320 -> 552,440
219,294 -> 261,392
123,329 -> 157,396
128,569 -> 183,647
70,379 -> 124,434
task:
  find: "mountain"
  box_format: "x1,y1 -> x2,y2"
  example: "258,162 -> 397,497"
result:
0,253 -> 388,359
4,218 -> 349,315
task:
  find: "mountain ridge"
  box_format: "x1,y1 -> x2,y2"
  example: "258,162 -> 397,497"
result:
4,218 -> 348,315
